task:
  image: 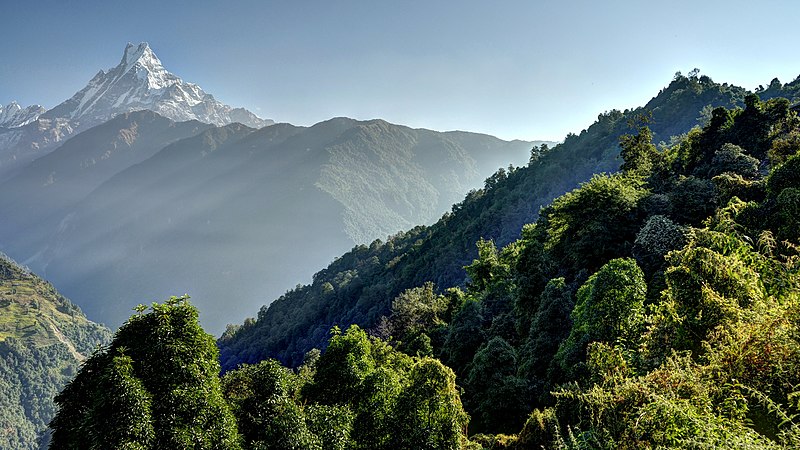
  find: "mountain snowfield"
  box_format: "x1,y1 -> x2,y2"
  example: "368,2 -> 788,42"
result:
0,102 -> 46,128
41,42 -> 273,129
0,42 -> 272,177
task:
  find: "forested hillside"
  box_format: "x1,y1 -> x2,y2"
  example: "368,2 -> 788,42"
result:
218,73 -> 756,368
0,253 -> 110,450
50,79 -> 800,449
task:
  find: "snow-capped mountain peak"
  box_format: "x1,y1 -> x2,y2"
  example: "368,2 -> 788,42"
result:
122,42 -> 160,68
0,101 -> 46,128
119,42 -> 174,90
41,42 -> 272,129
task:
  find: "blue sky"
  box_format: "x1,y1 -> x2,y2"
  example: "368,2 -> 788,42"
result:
2,0 -> 799,141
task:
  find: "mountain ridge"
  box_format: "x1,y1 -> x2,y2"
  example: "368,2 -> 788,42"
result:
0,102 -> 46,129
0,112 -> 538,334
0,42 -> 272,178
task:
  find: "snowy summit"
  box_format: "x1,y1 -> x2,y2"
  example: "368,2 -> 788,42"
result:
0,101 -> 46,128
41,42 -> 273,129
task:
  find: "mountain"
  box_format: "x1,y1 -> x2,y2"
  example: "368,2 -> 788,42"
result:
0,110 -> 211,253
41,42 -> 272,130
0,117 -> 75,178
0,102 -> 45,129
0,114 -> 540,334
0,252 -> 111,450
0,42 -> 271,178
218,73 -> 756,369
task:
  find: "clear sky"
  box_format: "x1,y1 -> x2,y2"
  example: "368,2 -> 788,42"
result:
1,0 -> 799,141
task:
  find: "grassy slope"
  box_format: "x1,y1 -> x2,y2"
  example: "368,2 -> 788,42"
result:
0,254 -> 110,450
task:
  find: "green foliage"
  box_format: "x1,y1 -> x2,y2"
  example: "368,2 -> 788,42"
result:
546,174 -> 649,273
573,258 -> 646,345
222,359 -> 356,450
731,95 -> 792,160
518,277 -> 573,399
441,299 -> 484,376
50,308 -> 471,450
768,128 -> 800,164
774,188 -> 800,241
222,360 -> 317,450
521,278 -> 575,379
554,258 -> 646,381
0,340 -> 82,450
303,326 -> 377,406
632,214 -> 686,274
393,358 -> 468,450
464,337 -> 528,434
619,126 -> 661,176
514,407 -> 560,449
550,354 -> 783,449
644,228 -> 766,359
766,152 -> 800,196
88,353 -> 155,449
388,282 -> 448,355
668,175 -> 718,225
391,283 -> 446,334
50,297 -> 241,450
712,172 -> 766,204
300,325 -> 468,450
709,143 -> 760,178
513,223 -> 554,331
304,404 -> 354,450
466,240 -> 505,293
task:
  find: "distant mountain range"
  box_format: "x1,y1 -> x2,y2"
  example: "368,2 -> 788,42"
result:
0,102 -> 45,129
0,42 -> 272,178
0,43 -> 548,334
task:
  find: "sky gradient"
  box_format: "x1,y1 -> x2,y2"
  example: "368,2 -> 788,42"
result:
2,0 -> 799,141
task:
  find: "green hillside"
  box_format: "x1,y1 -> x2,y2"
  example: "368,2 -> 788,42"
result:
48,75 -> 800,449
220,83 -> 800,447
0,253 -> 110,450
218,73 -> 754,368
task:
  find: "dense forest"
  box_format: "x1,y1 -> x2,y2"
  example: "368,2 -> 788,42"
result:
51,297 -> 469,449
50,74 -> 800,448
